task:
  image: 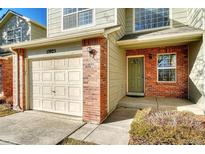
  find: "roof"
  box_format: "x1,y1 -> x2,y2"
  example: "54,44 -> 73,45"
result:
0,10 -> 46,29
0,25 -> 121,50
119,26 -> 204,41
0,49 -> 12,57
117,26 -> 204,49
0,28 -> 105,50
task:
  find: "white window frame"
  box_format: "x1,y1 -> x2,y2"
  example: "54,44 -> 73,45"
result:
157,53 -> 177,83
6,27 -> 22,44
62,8 -> 95,31
133,8 -> 172,33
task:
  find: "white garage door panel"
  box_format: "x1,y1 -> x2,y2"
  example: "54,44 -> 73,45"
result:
54,71 -> 66,82
69,101 -> 82,115
42,99 -> 53,111
68,86 -> 82,100
32,99 -> 41,109
30,57 -> 82,116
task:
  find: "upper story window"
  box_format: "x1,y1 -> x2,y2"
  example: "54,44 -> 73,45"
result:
157,54 -> 176,82
63,8 -> 94,30
134,8 -> 170,31
6,27 -> 22,44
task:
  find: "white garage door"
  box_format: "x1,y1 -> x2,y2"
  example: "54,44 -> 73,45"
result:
29,57 -> 83,116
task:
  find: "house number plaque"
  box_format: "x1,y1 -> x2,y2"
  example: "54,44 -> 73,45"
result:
46,49 -> 56,54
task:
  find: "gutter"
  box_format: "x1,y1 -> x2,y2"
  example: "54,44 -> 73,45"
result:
9,47 -> 20,111
117,31 -> 204,46
1,29 -> 105,50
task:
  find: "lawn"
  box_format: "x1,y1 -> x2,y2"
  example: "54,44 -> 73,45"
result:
0,104 -> 17,117
129,108 -> 205,145
58,138 -> 97,145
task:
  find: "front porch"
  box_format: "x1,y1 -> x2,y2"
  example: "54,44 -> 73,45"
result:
115,26 -> 205,115
118,96 -> 204,115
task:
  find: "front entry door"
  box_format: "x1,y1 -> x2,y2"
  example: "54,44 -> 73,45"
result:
128,57 -> 144,96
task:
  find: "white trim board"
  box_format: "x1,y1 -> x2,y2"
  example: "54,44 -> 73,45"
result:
126,55 -> 145,96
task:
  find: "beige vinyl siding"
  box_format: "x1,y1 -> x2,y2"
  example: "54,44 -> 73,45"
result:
30,23 -> 46,40
187,9 -> 205,30
172,8 -> 187,27
188,34 -> 205,107
25,41 -> 81,58
117,8 -> 126,35
108,9 -> 126,113
48,8 -> 116,38
125,8 -> 133,34
187,9 -> 205,105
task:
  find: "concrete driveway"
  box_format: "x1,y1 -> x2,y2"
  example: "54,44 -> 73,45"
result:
0,111 -> 85,145
70,107 -> 138,145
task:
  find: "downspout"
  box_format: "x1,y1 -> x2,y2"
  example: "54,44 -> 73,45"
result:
9,47 -> 20,110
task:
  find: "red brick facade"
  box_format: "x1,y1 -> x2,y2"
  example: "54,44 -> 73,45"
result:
126,45 -> 188,98
0,57 -> 13,98
82,37 -> 107,124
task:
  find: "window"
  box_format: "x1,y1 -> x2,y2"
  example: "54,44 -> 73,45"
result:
6,27 -> 22,44
63,8 -> 93,30
134,8 -> 170,31
157,54 -> 176,82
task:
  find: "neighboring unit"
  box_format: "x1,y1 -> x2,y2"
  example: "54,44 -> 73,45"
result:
0,10 -> 46,99
0,8 -> 205,123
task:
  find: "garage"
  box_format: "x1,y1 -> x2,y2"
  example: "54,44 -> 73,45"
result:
29,56 -> 83,116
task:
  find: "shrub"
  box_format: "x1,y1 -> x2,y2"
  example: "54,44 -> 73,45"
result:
0,96 -> 6,104
129,108 -> 205,145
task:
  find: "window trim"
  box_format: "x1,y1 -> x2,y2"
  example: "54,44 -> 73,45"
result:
61,8 -> 95,31
157,53 -> 177,83
133,8 -> 172,33
6,27 -> 22,44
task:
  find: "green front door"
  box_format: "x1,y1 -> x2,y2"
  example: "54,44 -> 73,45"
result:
128,57 -> 144,96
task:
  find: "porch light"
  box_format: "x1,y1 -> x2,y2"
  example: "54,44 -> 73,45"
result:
149,53 -> 153,59
87,47 -> 97,58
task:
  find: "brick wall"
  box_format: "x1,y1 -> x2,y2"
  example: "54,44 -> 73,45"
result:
126,45 -> 188,98
82,37 -> 107,124
0,57 -> 13,98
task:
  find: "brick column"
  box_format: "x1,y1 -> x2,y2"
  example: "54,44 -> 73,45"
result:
82,37 -> 107,124
13,48 -> 25,111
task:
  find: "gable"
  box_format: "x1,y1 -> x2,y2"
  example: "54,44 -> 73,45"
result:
0,13 -> 30,45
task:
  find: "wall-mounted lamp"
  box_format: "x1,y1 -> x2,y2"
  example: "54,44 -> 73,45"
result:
149,53 -> 153,59
87,47 -> 97,58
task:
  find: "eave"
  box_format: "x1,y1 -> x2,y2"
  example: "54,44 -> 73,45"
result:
0,29 -> 105,50
117,30 -> 204,49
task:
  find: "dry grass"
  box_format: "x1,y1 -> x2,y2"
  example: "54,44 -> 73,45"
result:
129,108 -> 205,145
59,138 -> 97,145
0,104 -> 17,117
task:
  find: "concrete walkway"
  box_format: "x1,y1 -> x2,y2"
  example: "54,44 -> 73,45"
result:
0,111 -> 85,145
118,96 -> 193,110
70,107 -> 138,145
69,96 -> 195,145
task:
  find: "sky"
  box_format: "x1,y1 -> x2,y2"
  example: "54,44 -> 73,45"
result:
0,8 -> 47,26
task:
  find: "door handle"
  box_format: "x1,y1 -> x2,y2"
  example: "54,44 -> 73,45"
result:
52,90 -> 56,93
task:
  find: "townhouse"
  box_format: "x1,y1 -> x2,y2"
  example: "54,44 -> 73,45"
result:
0,8 -> 205,123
